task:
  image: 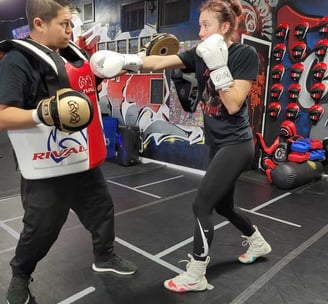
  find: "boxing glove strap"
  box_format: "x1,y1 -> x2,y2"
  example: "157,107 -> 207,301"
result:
210,66 -> 233,91
122,54 -> 143,73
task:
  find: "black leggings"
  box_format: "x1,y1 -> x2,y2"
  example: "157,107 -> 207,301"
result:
192,139 -> 255,260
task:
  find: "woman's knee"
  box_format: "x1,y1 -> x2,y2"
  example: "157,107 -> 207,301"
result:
215,204 -> 232,218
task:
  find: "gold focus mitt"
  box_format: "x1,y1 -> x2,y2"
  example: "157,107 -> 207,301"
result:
139,33 -> 180,56
36,88 -> 93,133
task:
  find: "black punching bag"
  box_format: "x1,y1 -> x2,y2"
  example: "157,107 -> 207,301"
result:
117,125 -> 141,166
271,161 -> 324,189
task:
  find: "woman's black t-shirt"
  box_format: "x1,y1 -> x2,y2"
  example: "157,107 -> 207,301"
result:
178,43 -> 260,148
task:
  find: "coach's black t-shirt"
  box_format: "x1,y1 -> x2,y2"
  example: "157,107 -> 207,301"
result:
178,43 -> 260,148
0,49 -> 50,109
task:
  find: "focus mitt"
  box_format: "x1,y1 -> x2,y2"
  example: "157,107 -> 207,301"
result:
139,33 -> 179,56
33,88 -> 93,133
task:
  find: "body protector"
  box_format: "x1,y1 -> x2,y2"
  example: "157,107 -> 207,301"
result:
2,39 -> 107,179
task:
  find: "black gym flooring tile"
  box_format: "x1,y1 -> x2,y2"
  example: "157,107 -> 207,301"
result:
1,132 -> 328,304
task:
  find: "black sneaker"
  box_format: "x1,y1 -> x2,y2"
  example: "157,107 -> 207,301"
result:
6,275 -> 31,304
92,253 -> 137,275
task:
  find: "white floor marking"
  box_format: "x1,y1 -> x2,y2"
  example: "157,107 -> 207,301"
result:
0,195 -> 20,203
135,175 -> 184,189
2,215 -> 23,223
0,221 -> 20,239
106,179 -> 161,198
0,246 -> 16,254
250,192 -> 292,212
56,287 -> 96,304
240,208 -> 302,227
115,189 -> 197,216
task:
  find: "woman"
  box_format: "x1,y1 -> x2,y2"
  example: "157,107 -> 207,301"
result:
91,0 -> 272,294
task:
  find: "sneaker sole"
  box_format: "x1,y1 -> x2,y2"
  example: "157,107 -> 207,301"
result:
7,293 -> 30,304
92,263 -> 136,275
238,246 -> 272,264
163,279 -> 208,293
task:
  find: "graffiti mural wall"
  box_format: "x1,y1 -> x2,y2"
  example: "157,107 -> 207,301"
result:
72,0 -> 278,170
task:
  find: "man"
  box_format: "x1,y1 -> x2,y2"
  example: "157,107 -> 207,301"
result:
0,1 -> 137,303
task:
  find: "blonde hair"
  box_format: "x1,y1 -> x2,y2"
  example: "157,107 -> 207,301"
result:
199,0 -> 242,38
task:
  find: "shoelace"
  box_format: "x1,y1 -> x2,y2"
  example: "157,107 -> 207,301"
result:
177,254 -> 209,273
241,235 -> 253,247
178,253 -> 194,264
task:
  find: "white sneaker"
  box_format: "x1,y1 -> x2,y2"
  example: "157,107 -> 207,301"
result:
239,225 -> 272,264
163,254 -> 210,293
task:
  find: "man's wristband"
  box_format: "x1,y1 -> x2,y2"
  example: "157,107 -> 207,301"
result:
32,109 -> 42,124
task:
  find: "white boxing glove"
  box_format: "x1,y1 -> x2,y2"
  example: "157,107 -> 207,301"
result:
196,34 -> 233,91
90,50 -> 143,78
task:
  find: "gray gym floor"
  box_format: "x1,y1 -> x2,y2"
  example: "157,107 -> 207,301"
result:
1,131 -> 328,304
